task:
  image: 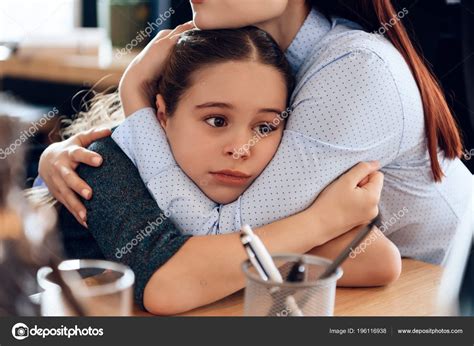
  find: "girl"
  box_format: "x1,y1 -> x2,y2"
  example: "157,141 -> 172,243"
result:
57,27 -> 400,315
112,27 -> 294,235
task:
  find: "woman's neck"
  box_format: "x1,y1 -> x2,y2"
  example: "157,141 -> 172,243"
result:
256,0 -> 311,51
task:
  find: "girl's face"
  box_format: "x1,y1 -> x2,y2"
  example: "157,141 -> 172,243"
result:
156,61 -> 287,204
190,0 -> 289,29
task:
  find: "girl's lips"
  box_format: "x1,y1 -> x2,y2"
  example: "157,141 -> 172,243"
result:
190,0 -> 204,4
210,172 -> 251,186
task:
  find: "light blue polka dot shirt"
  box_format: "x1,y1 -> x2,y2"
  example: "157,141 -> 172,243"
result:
112,8 -> 473,265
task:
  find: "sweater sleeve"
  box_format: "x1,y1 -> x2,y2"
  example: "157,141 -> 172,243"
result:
76,136 -> 192,309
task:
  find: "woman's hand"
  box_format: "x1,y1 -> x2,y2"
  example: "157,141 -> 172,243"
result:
38,128 -> 112,226
119,22 -> 195,116
305,161 -> 384,243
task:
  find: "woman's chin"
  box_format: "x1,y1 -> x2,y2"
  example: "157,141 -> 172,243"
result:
192,13 -> 214,30
192,12 -> 243,30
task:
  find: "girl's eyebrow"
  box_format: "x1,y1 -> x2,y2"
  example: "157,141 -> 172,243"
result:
258,108 -> 285,115
195,102 -> 233,109
195,102 -> 283,115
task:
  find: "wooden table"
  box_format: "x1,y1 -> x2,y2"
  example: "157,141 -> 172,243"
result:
134,259 -> 443,316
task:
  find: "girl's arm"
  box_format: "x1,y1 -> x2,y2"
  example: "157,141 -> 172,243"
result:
143,162 -> 388,315
145,217 -> 401,315
307,226 -> 401,287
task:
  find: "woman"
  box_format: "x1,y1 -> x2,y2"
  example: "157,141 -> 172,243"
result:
40,0 -> 471,293
57,26 -> 398,315
117,0 -> 471,265
41,0 -> 471,265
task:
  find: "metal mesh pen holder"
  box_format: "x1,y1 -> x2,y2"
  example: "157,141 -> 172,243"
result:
242,254 -> 343,316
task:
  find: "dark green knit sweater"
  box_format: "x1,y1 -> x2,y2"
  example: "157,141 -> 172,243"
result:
58,136 -> 191,309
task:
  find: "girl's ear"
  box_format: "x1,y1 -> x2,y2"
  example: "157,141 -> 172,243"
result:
155,94 -> 168,129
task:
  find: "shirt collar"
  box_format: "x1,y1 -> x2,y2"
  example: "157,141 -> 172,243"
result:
285,8 -> 332,74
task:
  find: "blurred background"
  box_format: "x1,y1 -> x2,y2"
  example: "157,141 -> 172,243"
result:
0,0 -> 473,186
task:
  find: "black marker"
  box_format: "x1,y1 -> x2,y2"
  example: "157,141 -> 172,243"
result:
286,259 -> 307,283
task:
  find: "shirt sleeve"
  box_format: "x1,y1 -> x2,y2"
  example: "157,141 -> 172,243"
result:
109,49 -> 405,236
76,137 -> 192,309
219,49 -> 405,231
111,108 -> 223,236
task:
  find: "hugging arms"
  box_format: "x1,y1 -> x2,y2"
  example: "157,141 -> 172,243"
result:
39,1 -> 471,313
65,133 -> 398,315
41,2 -> 470,264
51,25 -> 401,314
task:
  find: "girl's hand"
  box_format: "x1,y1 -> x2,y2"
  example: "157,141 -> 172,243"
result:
306,161 -> 384,243
38,128 -> 112,227
119,22 -> 195,116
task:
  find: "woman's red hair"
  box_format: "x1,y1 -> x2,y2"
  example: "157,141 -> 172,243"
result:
313,0 -> 463,182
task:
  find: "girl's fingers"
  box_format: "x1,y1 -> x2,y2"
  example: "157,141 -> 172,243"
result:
363,171 -> 384,196
343,161 -> 380,187
357,175 -> 370,187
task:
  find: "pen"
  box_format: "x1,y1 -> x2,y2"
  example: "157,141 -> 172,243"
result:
286,260 -> 307,283
240,224 -> 304,316
298,215 -> 381,310
241,224 -> 283,282
317,214 -> 381,280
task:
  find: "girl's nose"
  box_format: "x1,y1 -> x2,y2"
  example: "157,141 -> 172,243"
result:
223,132 -> 253,160
227,146 -> 250,160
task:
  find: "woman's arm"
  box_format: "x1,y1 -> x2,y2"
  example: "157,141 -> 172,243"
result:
38,24 -> 194,225
77,136 -> 383,314
119,22 -> 194,115
110,50 -> 407,235
38,128 -> 111,226
214,49 -> 406,233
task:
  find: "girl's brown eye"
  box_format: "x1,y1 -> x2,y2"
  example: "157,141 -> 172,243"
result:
253,123 -> 277,136
205,117 -> 227,128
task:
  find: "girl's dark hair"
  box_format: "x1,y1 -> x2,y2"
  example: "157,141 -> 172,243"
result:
157,26 -> 294,115
309,0 -> 463,182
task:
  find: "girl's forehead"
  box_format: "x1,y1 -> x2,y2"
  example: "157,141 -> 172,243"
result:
182,61 -> 288,105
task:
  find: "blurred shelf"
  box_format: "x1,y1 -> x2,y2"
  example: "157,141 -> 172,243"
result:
0,51 -> 138,90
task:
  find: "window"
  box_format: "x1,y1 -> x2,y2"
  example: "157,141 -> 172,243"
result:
0,0 -> 80,42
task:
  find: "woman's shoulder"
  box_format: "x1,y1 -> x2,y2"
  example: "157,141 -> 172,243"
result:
296,25 -> 421,115
307,25 -> 415,86
78,131 -> 139,187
